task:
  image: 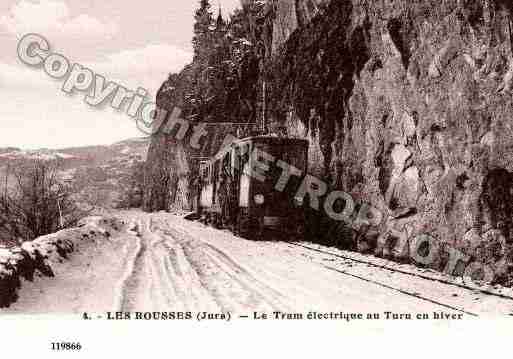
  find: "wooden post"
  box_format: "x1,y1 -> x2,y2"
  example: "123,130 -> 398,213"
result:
57,197 -> 64,229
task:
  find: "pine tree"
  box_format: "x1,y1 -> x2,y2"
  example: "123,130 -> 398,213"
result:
215,6 -> 226,33
192,0 -> 214,62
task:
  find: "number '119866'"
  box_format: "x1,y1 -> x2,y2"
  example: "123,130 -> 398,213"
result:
51,342 -> 82,351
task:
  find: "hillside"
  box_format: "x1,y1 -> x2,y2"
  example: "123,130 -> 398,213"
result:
0,137 -> 150,209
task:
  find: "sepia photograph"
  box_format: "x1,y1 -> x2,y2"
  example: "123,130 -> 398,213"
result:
0,0 -> 512,356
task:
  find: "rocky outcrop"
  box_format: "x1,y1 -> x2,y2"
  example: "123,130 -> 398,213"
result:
142,66 -> 259,212
265,0 -> 513,281
145,0 -> 513,283
265,0 -> 331,54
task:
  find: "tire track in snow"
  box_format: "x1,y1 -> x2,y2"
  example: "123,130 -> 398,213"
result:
164,224 -> 292,313
158,224 -> 263,313
201,243 -> 293,312
150,219 -> 218,312
168,218 -> 341,308
117,215 -> 223,312
145,242 -> 179,310
118,218 -> 167,312
114,220 -> 144,312
169,221 -> 294,305
159,240 -> 219,313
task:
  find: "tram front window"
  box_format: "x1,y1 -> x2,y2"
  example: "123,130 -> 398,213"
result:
252,142 -> 307,214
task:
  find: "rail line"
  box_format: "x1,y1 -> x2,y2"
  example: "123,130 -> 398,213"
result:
321,264 -> 478,316
284,241 -> 513,316
286,241 -> 513,301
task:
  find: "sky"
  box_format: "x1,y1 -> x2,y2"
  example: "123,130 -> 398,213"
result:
0,0 -> 241,149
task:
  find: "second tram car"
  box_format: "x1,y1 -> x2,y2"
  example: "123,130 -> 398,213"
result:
198,136 -> 309,240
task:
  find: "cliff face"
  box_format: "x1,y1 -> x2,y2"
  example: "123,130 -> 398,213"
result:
266,0 -> 513,275
142,69 -> 193,212
145,0 -> 513,281
267,0 -> 330,54
143,65 -> 259,212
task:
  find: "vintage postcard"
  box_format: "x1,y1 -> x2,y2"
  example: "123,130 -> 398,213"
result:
0,0 -> 512,356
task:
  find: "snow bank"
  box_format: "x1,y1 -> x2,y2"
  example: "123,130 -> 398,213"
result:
0,217 -> 126,309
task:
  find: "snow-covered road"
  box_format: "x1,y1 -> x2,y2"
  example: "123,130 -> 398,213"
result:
4,211 -> 513,317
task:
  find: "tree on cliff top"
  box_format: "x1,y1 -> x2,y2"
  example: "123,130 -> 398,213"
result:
158,1 -> 261,125
193,0 -> 214,62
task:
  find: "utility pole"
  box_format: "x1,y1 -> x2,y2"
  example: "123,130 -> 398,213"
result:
56,190 -> 69,229
57,195 -> 64,229
262,80 -> 267,134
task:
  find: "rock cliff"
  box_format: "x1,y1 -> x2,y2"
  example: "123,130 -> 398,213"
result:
144,0 -> 513,282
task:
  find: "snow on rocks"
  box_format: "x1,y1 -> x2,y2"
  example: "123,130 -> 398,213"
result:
0,216 -> 126,309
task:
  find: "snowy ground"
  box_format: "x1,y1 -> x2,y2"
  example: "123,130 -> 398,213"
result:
3,210 -> 513,317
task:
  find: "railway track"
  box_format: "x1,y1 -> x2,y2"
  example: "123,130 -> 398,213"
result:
321,265 -> 478,316
285,241 -> 513,317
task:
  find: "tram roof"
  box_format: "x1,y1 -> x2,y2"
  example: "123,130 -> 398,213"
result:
212,136 -> 309,161
235,136 -> 309,146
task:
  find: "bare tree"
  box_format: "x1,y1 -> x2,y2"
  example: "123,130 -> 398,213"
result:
0,160 -> 83,243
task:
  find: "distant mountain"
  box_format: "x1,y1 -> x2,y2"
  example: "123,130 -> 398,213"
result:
0,149 -> 78,161
0,137 -> 150,208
